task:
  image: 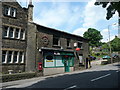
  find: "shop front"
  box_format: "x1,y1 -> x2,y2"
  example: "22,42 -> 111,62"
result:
42,49 -> 74,75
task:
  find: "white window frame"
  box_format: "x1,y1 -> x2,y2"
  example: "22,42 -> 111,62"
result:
22,30 -> 25,40
18,29 -> 21,39
4,6 -> 10,16
13,28 -> 15,38
4,6 -> 17,17
15,52 -> 19,63
9,27 -> 14,38
2,51 -> 8,64
4,26 -> 10,38
21,52 -> 24,63
13,8 -> 16,17
9,51 -> 14,63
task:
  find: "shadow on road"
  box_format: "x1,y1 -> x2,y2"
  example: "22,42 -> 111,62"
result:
21,69 -> 120,89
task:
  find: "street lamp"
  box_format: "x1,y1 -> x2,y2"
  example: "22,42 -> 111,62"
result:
108,23 -> 117,64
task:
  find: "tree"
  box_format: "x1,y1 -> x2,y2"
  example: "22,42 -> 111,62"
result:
111,36 -> 120,51
83,28 -> 103,47
94,0 -> 120,38
94,0 -> 120,20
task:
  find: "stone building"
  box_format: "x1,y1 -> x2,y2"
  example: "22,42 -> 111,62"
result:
0,0 -> 28,74
0,0 -> 89,75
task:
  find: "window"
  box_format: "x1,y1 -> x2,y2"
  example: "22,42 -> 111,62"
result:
4,5 -> 17,17
11,7 -> 16,17
67,38 -> 71,47
15,28 -> 20,39
2,51 -> 25,64
19,52 -> 24,63
20,29 -> 25,40
2,25 -> 25,40
55,56 -> 64,66
53,36 -> 60,46
9,27 -> 14,38
13,51 -> 18,63
7,51 -> 12,63
4,6 -> 10,16
2,51 -> 7,63
77,42 -> 83,48
3,26 -> 9,37
44,55 -> 55,67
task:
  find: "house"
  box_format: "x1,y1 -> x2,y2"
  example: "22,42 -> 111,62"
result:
0,0 -> 28,74
0,0 -> 89,76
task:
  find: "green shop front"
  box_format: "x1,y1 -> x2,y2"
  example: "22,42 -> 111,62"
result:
42,49 -> 74,75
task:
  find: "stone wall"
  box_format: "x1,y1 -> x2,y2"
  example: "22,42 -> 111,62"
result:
1,2 -> 28,74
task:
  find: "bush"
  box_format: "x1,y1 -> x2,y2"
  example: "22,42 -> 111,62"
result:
2,72 -> 37,82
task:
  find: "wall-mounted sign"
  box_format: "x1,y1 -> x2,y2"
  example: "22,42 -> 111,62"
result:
74,43 -> 77,47
46,60 -> 53,62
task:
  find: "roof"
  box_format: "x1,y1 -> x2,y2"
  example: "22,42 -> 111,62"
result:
30,22 -> 89,41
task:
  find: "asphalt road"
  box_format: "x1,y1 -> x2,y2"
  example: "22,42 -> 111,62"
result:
2,63 -> 120,89
26,63 -> 120,89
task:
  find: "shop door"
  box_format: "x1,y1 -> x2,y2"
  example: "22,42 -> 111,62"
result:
64,57 -> 70,72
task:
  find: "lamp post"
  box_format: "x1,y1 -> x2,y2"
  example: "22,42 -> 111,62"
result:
108,23 -> 117,64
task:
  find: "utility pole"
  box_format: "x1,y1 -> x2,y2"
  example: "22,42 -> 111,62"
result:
108,23 -> 117,64
108,25 -> 112,64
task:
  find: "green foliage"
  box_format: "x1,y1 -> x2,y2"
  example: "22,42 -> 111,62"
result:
102,43 -> 109,52
94,0 -> 120,19
83,28 -> 103,47
111,36 -> 120,51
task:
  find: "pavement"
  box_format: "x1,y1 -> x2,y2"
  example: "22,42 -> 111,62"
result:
1,59 -> 119,89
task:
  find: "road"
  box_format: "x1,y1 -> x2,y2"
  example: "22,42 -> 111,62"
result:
2,62 -> 120,89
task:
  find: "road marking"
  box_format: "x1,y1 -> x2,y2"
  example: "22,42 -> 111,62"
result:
91,73 -> 111,82
64,85 -> 77,90
116,71 -> 119,72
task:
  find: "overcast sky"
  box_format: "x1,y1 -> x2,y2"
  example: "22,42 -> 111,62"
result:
17,0 -> 118,42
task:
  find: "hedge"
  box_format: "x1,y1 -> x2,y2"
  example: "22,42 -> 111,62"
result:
1,72 -> 37,82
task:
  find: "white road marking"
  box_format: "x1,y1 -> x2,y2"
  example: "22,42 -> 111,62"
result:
91,73 -> 111,82
116,71 -> 119,72
64,85 -> 77,90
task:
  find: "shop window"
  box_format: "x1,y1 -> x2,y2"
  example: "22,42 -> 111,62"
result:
67,38 -> 71,47
55,56 -> 64,67
44,55 -> 55,67
53,36 -> 60,46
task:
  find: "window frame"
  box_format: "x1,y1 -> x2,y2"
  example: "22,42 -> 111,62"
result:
77,41 -> 83,48
67,38 -> 71,47
4,5 -> 17,18
53,36 -> 61,46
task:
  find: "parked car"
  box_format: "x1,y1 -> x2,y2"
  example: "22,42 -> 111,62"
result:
102,55 -> 111,59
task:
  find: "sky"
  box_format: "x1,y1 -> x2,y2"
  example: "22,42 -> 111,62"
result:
16,0 -> 119,42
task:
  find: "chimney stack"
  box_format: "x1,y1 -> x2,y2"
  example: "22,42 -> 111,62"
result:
28,0 -> 34,22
